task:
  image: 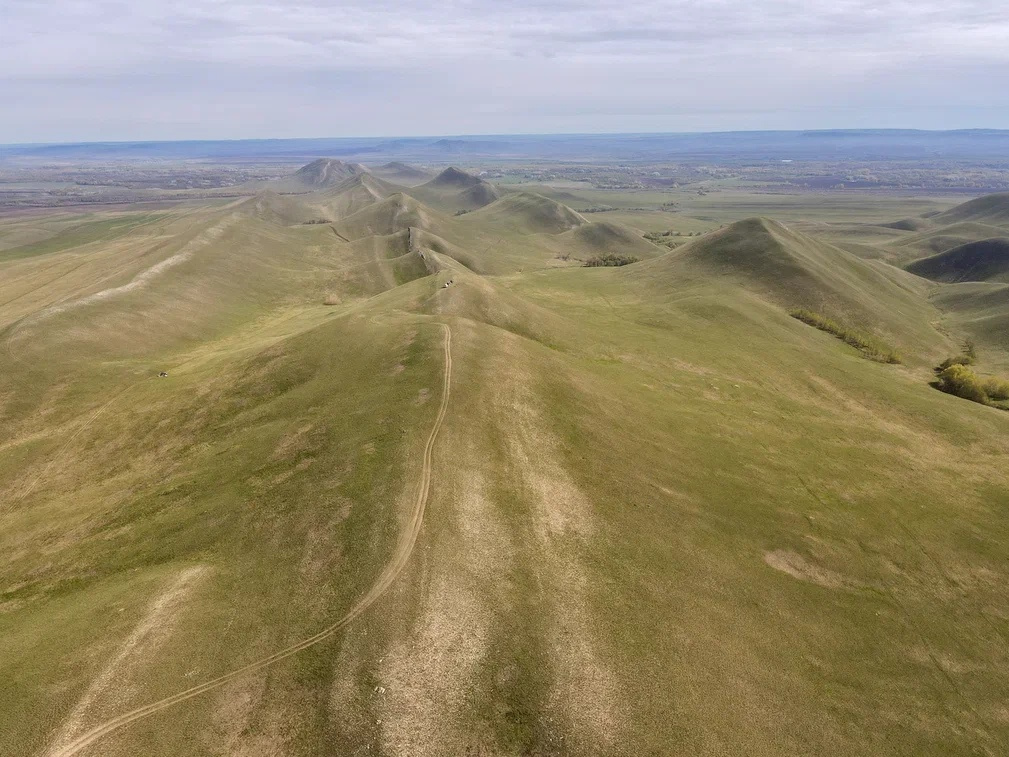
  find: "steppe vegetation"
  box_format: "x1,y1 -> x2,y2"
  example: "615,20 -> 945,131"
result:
789,308 -> 902,363
3,152 -> 1009,756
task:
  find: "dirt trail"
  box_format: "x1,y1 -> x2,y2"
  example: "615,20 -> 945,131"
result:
44,322 -> 453,757
46,567 -> 210,756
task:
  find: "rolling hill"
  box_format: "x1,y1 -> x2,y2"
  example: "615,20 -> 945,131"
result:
929,191 -> 1009,226
907,238 -> 1009,283
318,173 -> 403,219
630,217 -> 950,359
235,190 -> 325,225
563,220 -> 658,256
334,193 -> 442,240
407,167 -> 502,213
291,158 -> 370,189
3,187 -> 1009,757
462,191 -> 586,234
368,162 -> 434,186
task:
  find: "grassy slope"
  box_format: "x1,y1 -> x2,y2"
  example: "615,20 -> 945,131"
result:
929,193 -> 1009,227
2,190 -> 1009,756
633,217 -> 953,364
406,168 -> 502,214
366,162 -> 434,187
907,239 -> 1009,284
485,265 -> 1009,755
0,201 -> 451,755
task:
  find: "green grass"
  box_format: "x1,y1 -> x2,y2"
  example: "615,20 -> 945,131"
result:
0,213 -> 163,260
3,186 -> 1009,755
789,308 -> 902,363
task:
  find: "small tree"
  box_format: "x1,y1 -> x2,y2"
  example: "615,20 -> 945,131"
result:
963,339 -> 978,361
938,354 -> 974,370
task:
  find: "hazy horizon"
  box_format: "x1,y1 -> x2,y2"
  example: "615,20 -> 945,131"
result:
6,126 -> 1009,150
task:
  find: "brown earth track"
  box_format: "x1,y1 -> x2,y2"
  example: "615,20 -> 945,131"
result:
44,322 -> 453,757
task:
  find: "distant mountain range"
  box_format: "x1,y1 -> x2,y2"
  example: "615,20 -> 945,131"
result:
5,129 -> 1009,164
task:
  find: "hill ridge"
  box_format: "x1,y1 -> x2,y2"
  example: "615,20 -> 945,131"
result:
927,192 -> 1009,227
464,191 -> 586,234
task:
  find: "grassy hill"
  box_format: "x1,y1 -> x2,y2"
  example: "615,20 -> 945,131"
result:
368,162 -> 433,186
631,217 -> 950,361
235,190 -> 324,225
885,220 -> 1009,262
3,189 -> 1009,757
563,220 -> 660,257
318,174 -> 404,220
929,192 -> 1009,227
907,238 -> 1009,283
291,158 -> 370,189
408,167 -> 502,213
334,193 -> 442,240
421,166 -> 484,191
462,192 -> 586,234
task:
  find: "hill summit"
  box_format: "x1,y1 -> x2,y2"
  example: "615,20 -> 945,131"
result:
370,162 -> 433,186
292,159 -> 369,188
633,217 -> 941,348
407,167 -> 501,213
466,192 -> 585,234
426,166 -> 484,189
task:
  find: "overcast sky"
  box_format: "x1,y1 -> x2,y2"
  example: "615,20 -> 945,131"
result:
4,0 -> 1009,143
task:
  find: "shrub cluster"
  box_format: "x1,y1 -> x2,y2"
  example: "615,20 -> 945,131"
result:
934,341 -> 1009,406
936,364 -> 987,403
788,308 -> 902,364
584,254 -> 640,267
644,230 -> 689,249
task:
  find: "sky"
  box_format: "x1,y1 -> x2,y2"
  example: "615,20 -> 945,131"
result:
4,0 -> 1009,143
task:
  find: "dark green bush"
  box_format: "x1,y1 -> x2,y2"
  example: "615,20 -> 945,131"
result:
584,254 -> 640,267
964,339 -> 978,361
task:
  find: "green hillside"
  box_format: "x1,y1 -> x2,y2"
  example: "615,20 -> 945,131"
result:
317,174 -> 404,220
907,238 -> 1009,283
368,162 -> 433,187
291,158 -> 370,189
929,192 -> 1009,226
3,187 -> 1009,757
633,217 -> 951,361
407,167 -> 502,213
462,191 -> 586,234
